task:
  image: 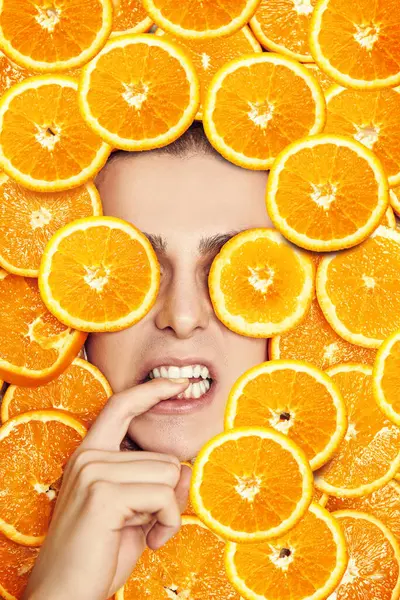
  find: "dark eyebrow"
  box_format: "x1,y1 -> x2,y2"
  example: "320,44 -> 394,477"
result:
142,230 -> 245,256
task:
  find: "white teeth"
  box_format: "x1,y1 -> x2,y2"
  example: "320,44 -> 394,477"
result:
199,380 -> 206,394
193,365 -> 201,378
153,367 -> 161,378
204,379 -> 210,391
180,365 -> 194,378
201,367 -> 208,379
148,364 -> 211,380
192,382 -> 202,398
168,366 -> 181,378
160,366 -> 169,378
184,383 -> 193,398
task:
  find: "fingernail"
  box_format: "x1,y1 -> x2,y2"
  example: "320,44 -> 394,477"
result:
168,378 -> 189,383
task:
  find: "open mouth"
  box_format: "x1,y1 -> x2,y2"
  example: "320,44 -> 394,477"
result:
144,364 -> 214,399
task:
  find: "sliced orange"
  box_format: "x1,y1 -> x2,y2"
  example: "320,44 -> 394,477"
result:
0,174 -> 102,277
79,34 -> 200,151
250,0 -> 317,62
266,134 -> 389,252
156,26 -> 261,119
332,511 -> 400,600
270,298 -> 377,370
0,269 -> 86,386
0,0 -> 112,72
0,75 -> 111,192
314,486 -> 329,507
111,0 -> 152,36
373,330 -> 400,427
390,185 -> 400,217
0,533 -> 39,600
190,427 -> 313,542
309,0 -> 400,90
327,481 -> 400,546
225,360 -> 347,471
0,410 -> 86,546
0,50 -> 31,96
1,357 -> 112,428
208,228 -> 314,338
203,53 -> 326,169
39,216 -> 160,333
325,86 -> 400,187
384,206 -> 397,229
305,63 -> 335,94
225,503 -> 347,600
180,461 -> 196,516
316,226 -> 400,348
142,0 -> 261,39
315,364 -> 400,498
115,516 -> 240,600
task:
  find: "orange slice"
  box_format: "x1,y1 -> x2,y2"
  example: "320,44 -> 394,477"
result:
270,298 -> 377,370
115,516 -> 240,600
225,503 -> 347,600
0,75 -> 111,192
0,174 -> 102,277
317,226 -> 400,348
203,53 -> 326,169
79,34 -> 200,151
0,0 -> 112,72
305,63 -> 335,94
111,0 -> 152,36
314,486 -> 329,507
384,206 -> 397,229
156,26 -> 261,119
0,269 -> 86,386
190,427 -> 313,542
266,134 -> 389,252
373,329 -> 400,427
225,360 -> 347,471
142,0 -> 261,39
1,357 -> 112,428
390,185 -> 400,217
208,228 -> 314,338
325,86 -> 400,187
39,216 -> 160,333
0,533 -> 39,600
315,364 -> 400,498
309,0 -> 400,90
332,511 -> 400,600
180,461 -> 196,516
0,410 -> 86,546
0,50 -> 31,96
250,0 -> 317,62
326,481 -> 400,546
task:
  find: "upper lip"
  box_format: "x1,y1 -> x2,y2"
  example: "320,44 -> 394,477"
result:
137,356 -> 218,383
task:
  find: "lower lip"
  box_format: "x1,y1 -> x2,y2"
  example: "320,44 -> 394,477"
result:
147,380 -> 217,415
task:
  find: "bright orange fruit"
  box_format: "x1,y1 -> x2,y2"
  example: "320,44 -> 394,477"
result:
390,185 -> 400,218
0,533 -> 39,600
305,63 -> 335,94
373,329 -> 400,427
111,0 -> 152,35
0,50 -> 31,96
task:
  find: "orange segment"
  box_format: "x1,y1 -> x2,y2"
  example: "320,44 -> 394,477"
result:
0,76 -> 111,192
315,364 -> 400,497
39,216 -> 160,332
0,174 -> 102,277
79,34 -> 200,151
203,53 -> 326,169
309,0 -> 400,90
0,0 -> 113,72
225,360 -> 347,470
190,427 -> 314,542
266,134 -> 389,252
332,511 -> 400,600
314,486 -> 329,507
116,516 -> 240,600
325,86 -> 400,187
111,0 -> 152,35
305,63 -> 335,94
383,206 -> 397,229
0,533 -> 39,600
390,185 -> 400,217
270,298 -> 377,370
208,229 -> 314,338
1,357 -> 112,428
317,227 -> 400,348
0,270 -> 86,386
373,330 -> 400,427
0,410 -> 86,546
0,50 -> 31,96
225,503 -> 348,600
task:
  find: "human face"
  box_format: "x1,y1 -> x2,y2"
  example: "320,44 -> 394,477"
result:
86,150 -> 272,461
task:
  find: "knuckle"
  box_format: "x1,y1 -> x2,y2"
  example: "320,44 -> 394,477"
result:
86,480 -> 113,505
159,483 -> 176,503
76,461 -> 100,488
70,449 -> 100,473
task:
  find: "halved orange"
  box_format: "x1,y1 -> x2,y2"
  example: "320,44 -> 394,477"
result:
0,174 -> 102,277
0,410 -> 86,546
190,427 -> 313,542
390,185 -> 400,217
79,34 -> 200,151
325,86 -> 400,187
0,0 -> 113,72
225,360 -> 347,471
373,329 -> 400,427
266,134 -> 389,252
0,533 -> 39,600
317,226 -> 400,348
250,0 -> 317,62
111,0 -> 153,36
309,0 -> 400,90
208,229 -> 314,338
1,357 -> 112,428
203,53 -> 326,169
142,0 -> 261,39
39,216 -> 160,333
0,75 -> 111,192
270,298 -> 377,370
0,269 -> 86,386
225,503 -> 347,600
315,364 -> 400,498
332,511 -> 400,599
305,63 -> 335,94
